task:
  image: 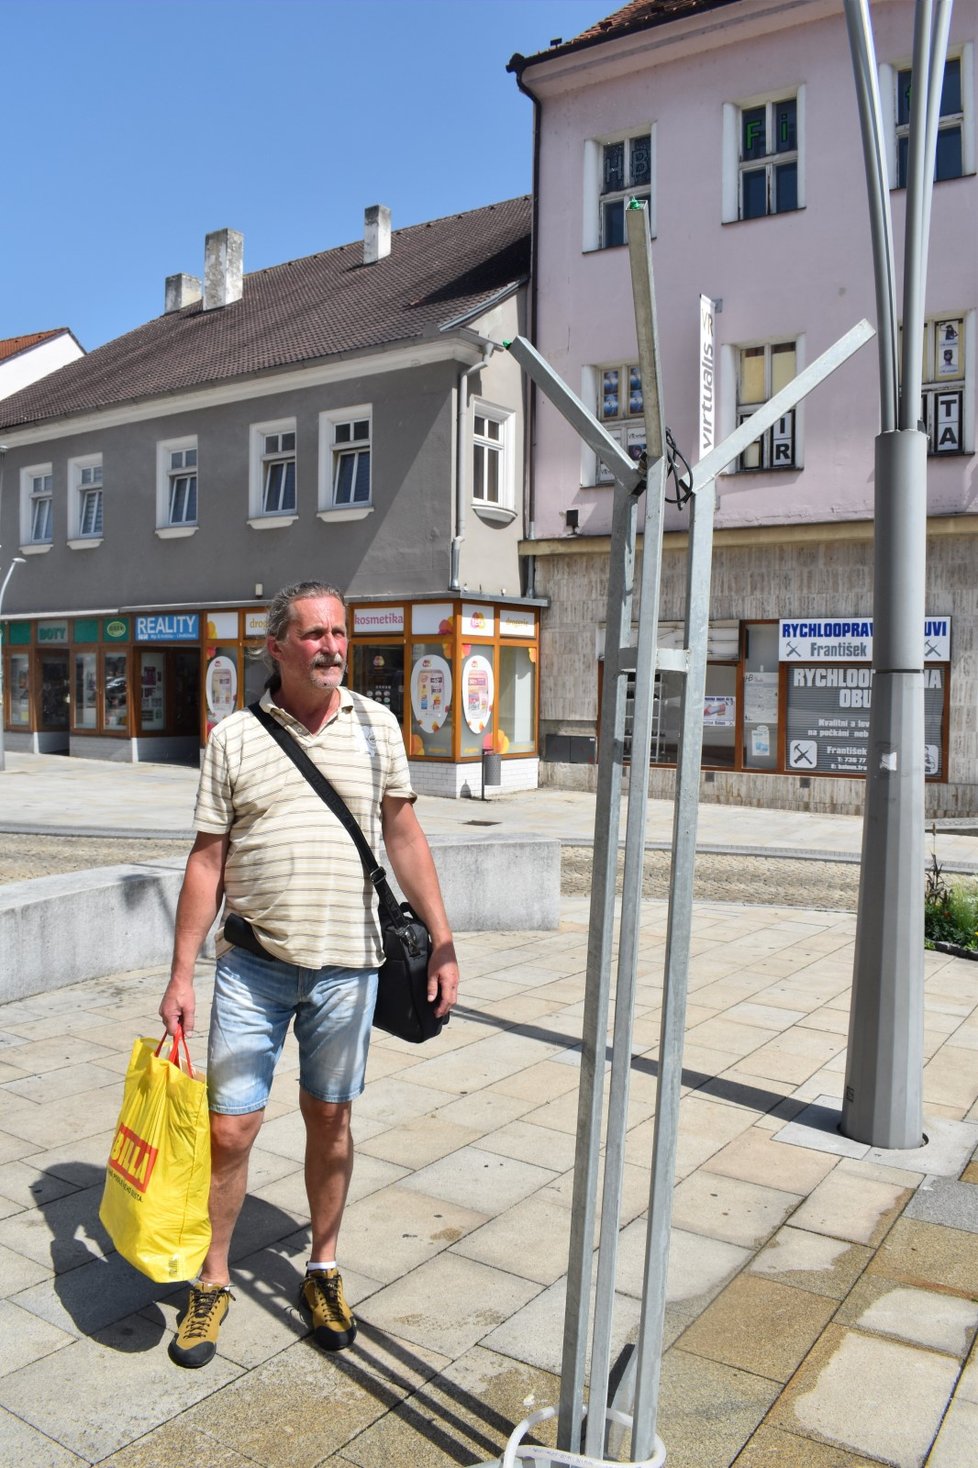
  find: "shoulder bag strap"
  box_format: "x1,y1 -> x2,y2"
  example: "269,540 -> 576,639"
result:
247,701 -> 405,929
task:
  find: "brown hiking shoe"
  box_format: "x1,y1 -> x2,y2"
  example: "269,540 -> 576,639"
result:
299,1268 -> 357,1351
168,1281 -> 233,1368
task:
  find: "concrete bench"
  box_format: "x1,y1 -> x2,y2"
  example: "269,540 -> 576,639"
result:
0,833 -> 561,1004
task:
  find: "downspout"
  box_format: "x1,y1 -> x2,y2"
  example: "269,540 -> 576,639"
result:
508,51 -> 542,597
450,342 -> 495,591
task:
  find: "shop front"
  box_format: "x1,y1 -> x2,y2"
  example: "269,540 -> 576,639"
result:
347,598 -> 540,796
608,610 -> 951,788
3,594 -> 542,786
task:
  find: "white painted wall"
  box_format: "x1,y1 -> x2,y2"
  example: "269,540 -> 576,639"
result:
0,332 -> 84,401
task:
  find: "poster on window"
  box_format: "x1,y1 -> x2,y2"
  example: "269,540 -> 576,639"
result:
205,653 -> 237,731
937,321 -> 960,377
703,695 -> 735,726
786,665 -> 945,775
410,654 -> 451,733
462,654 -> 494,733
743,670 -> 779,724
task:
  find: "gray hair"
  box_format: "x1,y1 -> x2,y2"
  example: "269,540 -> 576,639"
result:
264,580 -> 347,689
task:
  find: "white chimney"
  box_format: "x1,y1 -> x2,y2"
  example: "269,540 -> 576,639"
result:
164,273 -> 202,314
363,205 -> 391,265
203,228 -> 244,310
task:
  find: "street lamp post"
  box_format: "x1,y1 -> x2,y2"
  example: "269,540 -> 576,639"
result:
0,554 -> 27,773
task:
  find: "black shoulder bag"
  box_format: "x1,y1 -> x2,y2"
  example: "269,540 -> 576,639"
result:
222,702 -> 446,1044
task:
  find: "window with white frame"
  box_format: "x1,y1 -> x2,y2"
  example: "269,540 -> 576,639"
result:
156,438 -> 198,529
881,48 -> 974,188
68,455 -> 103,541
722,90 -> 804,223
249,419 -> 297,524
583,128 -> 655,250
471,401 -> 515,510
897,56 -> 964,186
594,363 -> 646,484
331,415 -> 371,505
261,428 -> 296,513
736,341 -> 798,470
20,465 -> 53,546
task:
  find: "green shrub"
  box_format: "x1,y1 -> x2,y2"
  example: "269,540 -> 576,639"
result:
924,854 -> 978,951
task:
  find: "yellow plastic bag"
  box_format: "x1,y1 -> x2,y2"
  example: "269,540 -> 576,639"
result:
99,1030 -> 211,1283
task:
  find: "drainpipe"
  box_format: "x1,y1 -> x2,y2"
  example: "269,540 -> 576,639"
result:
508,52 -> 542,597
450,342 -> 496,591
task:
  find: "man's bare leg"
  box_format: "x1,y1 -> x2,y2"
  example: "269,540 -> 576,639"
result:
300,1091 -> 354,1261
198,1109 -> 264,1283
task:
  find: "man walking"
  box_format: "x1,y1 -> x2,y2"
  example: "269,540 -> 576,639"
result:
159,580 -> 459,1368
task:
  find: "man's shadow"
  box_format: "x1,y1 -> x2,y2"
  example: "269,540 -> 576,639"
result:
33,1161 -> 305,1352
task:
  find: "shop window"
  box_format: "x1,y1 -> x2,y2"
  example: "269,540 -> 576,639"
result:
498,644 -> 537,754
583,128 -> 655,250
73,651 -> 98,729
140,651 -> 167,731
742,622 -> 780,770
7,653 -> 31,727
249,419 -> 297,526
409,642 -> 453,759
722,89 -> 805,222
736,341 -> 798,470
350,644 -> 404,719
103,652 -> 129,732
614,622 -> 739,768
459,649 -> 494,758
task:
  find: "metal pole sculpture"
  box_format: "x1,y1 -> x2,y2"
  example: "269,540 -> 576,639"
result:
842,0 -> 952,1148
488,201 -> 873,1467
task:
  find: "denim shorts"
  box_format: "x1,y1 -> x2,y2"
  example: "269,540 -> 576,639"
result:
207,945 -> 378,1114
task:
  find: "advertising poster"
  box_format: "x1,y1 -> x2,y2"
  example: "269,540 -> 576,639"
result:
410,654 -> 451,733
205,653 -> 238,731
462,654 -> 494,733
703,695 -> 735,726
786,665 -> 945,775
743,670 -> 779,724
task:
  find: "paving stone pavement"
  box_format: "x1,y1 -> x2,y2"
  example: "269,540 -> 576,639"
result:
0,894 -> 974,1468
1,755 -> 977,1465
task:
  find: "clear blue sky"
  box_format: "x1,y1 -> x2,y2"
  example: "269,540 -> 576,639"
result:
3,0 -> 602,352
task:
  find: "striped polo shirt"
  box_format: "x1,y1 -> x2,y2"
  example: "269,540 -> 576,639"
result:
195,687 -> 415,970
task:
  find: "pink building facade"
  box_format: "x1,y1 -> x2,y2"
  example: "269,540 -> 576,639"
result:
513,0 -> 977,814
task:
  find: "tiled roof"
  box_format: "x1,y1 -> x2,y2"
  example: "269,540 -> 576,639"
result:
0,198 -> 531,431
0,329 -> 73,364
510,0 -> 742,69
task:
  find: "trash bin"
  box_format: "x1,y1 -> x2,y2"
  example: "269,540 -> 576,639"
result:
481,750 -> 502,798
